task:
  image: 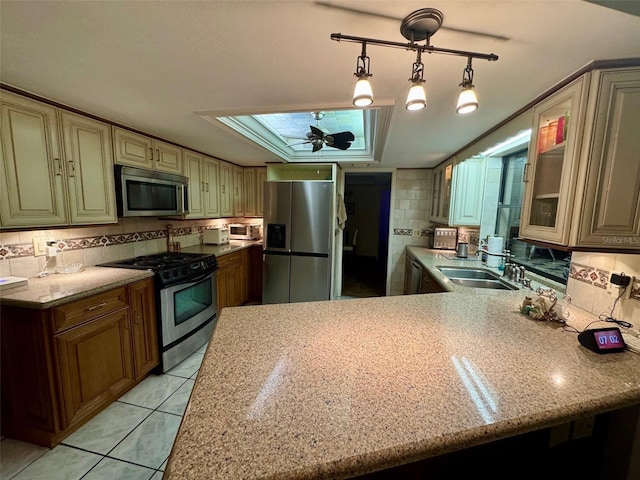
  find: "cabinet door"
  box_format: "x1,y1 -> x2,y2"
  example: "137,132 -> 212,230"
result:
0,92 -> 67,227
243,168 -> 256,216
450,158 -> 486,226
153,140 -> 182,174
219,161 -> 233,217
113,127 -> 153,169
232,165 -> 244,216
184,150 -> 204,218
441,162 -> 453,220
60,112 -> 117,225
256,167 -> 267,217
203,157 -> 220,218
430,167 -> 442,220
55,308 -> 134,428
128,278 -> 159,379
574,68 -> 640,248
520,75 -> 589,245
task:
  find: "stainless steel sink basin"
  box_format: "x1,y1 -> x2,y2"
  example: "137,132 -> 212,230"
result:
436,266 -> 518,290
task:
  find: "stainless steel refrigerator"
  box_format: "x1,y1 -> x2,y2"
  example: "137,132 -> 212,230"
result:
263,181 -> 333,304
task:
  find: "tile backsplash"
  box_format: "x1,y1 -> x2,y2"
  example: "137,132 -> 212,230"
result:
567,252 -> 640,322
0,217 -> 261,279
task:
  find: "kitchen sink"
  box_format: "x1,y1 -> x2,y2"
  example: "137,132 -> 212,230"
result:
436,266 -> 519,290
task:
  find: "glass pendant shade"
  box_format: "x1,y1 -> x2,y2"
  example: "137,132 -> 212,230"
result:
456,87 -> 478,114
405,83 -> 427,111
353,77 -> 374,107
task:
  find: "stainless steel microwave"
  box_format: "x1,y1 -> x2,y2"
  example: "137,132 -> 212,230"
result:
115,165 -> 188,217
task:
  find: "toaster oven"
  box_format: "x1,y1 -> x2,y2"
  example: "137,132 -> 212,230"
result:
228,224 -> 261,240
203,228 -> 229,245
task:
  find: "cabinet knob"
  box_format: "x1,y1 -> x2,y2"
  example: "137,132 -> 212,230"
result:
67,160 -> 76,177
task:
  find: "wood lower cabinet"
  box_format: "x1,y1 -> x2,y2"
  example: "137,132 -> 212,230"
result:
128,278 -> 159,379
216,249 -> 248,311
55,308 -> 134,431
0,278 -> 158,447
248,245 -> 263,303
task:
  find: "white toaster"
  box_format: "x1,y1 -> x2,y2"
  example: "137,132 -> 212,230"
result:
203,228 -> 229,245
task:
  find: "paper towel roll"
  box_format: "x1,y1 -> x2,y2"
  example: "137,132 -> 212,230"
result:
486,236 -> 504,267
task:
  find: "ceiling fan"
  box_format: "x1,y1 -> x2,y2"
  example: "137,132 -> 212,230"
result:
315,2 -> 510,41
286,112 -> 355,153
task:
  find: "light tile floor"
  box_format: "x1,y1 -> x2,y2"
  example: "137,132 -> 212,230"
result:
0,343 -> 208,480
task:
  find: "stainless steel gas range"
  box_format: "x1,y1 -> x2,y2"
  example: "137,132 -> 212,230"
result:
100,252 -> 218,372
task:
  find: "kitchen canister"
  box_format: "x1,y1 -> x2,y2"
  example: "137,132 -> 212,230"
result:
486,236 -> 504,268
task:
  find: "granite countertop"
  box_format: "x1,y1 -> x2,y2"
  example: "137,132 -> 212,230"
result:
181,239 -> 262,257
0,267 -> 154,309
165,251 -> 640,479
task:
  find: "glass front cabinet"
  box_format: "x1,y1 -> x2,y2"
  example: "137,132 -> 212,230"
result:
519,74 -> 589,245
520,65 -> 640,250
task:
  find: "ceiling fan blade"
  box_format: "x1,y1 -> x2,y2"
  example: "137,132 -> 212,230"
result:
312,143 -> 323,153
309,125 -> 325,138
325,131 -> 354,150
315,2 -> 510,41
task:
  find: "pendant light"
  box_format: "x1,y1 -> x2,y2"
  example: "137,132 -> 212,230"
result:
352,43 -> 373,107
456,58 -> 479,114
331,8 -> 498,114
405,50 -> 426,111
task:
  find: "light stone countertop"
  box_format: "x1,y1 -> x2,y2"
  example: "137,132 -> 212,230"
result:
0,266 -> 154,309
165,250 -> 640,480
181,239 -> 262,257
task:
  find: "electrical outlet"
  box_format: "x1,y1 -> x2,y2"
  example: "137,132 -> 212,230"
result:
32,238 -> 54,256
629,276 -> 640,301
412,229 -> 421,238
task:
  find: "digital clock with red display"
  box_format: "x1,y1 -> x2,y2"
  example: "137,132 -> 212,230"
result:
578,327 -> 626,354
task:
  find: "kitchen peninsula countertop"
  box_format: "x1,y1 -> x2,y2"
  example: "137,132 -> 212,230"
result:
166,250 -> 640,479
0,266 -> 153,309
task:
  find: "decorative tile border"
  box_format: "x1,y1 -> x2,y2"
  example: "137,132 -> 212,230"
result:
393,228 -> 431,237
569,262 -> 609,289
0,228 -> 200,260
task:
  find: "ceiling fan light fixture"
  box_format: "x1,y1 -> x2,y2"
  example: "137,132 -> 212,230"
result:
456,58 -> 478,114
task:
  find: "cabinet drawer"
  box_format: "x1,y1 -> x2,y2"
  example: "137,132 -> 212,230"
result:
216,250 -> 245,270
53,287 -> 128,333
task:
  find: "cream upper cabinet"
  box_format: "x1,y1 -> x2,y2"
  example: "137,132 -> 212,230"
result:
520,75 -> 588,245
571,67 -> 640,248
0,92 -> 116,228
219,161 -> 233,217
520,66 -> 640,249
113,127 -> 182,174
449,157 -> 486,226
1,92 -> 67,227
184,150 -> 220,219
256,167 -> 267,217
232,165 -> 244,217
243,168 -> 257,217
429,160 -> 453,224
184,149 -> 205,218
60,112 -> 116,224
203,157 -> 220,218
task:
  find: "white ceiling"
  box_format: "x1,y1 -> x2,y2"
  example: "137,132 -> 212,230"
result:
2,1 -> 640,169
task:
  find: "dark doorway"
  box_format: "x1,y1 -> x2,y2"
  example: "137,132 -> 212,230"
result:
341,172 -> 392,298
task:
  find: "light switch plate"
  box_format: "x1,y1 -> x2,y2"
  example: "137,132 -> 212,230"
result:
32,238 -> 54,256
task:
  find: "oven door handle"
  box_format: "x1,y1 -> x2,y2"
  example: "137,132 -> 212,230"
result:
182,269 -> 217,285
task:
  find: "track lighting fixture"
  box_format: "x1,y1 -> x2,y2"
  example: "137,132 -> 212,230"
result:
456,58 -> 479,114
405,50 -> 427,111
332,8 -> 498,114
352,43 -> 373,107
